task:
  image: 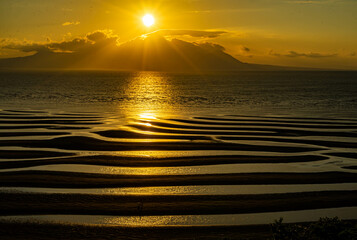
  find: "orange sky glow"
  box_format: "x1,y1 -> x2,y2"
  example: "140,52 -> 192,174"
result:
0,0 -> 356,69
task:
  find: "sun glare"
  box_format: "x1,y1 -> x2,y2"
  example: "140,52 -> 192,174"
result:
142,14 -> 155,27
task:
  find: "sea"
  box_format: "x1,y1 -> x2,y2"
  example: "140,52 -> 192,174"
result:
0,71 -> 357,117
0,70 -> 356,226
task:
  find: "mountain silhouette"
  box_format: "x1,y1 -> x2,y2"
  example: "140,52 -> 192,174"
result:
0,34 -> 299,72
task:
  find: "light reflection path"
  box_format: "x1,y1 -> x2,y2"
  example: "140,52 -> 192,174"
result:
121,72 -> 174,119
1,207 -> 356,226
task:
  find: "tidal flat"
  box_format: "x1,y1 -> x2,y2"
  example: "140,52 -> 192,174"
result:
1,71 -> 357,238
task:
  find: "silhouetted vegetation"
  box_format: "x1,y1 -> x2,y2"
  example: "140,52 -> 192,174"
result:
271,217 -> 357,240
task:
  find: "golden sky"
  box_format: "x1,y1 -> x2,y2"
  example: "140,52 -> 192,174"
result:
1,0 -> 357,69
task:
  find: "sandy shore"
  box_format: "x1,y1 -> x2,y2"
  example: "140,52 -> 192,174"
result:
1,171 -> 356,188
1,191 -> 356,216
0,135 -> 326,152
0,154 -> 328,169
1,110 -> 356,239
1,219 -> 356,240
0,221 -> 272,240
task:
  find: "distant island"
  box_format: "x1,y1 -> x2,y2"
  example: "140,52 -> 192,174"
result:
0,32 -> 307,72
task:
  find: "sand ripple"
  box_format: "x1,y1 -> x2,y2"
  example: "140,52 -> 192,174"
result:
0,109 -> 356,225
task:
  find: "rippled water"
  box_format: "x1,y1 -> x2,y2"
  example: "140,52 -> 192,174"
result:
0,70 -> 356,117
0,70 -> 356,226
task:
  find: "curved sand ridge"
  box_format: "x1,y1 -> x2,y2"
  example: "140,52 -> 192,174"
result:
0,109 -> 357,226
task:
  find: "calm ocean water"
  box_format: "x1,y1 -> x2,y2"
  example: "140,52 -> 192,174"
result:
0,70 -> 356,117
0,70 -> 357,226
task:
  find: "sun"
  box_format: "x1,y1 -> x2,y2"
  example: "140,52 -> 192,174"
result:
142,14 -> 155,27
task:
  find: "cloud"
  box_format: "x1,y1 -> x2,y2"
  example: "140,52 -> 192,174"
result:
240,46 -> 250,52
271,50 -> 337,58
147,29 -> 227,38
2,30 -> 119,53
87,31 -> 109,42
62,21 -> 80,26
0,30 -> 247,72
2,29 -> 225,56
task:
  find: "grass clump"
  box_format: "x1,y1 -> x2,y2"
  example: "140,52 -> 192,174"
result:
271,217 -> 357,240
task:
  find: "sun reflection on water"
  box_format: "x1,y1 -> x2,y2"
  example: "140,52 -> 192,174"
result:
139,112 -> 157,120
109,71 -> 183,177
122,71 -> 174,119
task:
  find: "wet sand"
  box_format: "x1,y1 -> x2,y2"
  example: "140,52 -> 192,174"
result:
0,110 -> 356,238
1,171 -> 356,188
0,154 -> 328,169
0,221 -> 272,240
1,191 -> 356,216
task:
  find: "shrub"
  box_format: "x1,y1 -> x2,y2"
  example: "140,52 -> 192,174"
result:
271,217 -> 357,240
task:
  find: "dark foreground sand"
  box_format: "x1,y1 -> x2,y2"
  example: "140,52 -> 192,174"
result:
0,222 -> 272,240
1,191 -> 356,216
1,219 -> 356,240
1,171 -> 356,188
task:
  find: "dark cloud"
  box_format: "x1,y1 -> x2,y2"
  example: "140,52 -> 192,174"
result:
4,42 -> 48,53
241,46 -> 250,52
272,50 -> 337,58
86,31 -> 109,42
47,38 -> 88,52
